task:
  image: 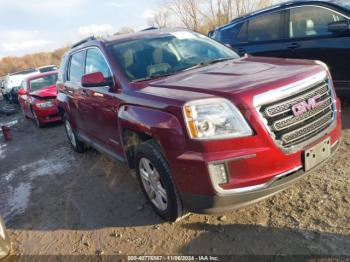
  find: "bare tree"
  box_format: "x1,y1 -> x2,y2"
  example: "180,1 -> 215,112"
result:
149,7 -> 170,28
201,0 -> 234,30
157,0 -> 274,34
235,0 -> 273,16
167,0 -> 201,31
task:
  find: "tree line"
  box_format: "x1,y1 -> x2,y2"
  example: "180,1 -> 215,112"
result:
0,47 -> 69,77
148,0 -> 274,33
0,0 -> 275,76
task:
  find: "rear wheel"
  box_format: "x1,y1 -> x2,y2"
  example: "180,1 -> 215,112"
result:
135,140 -> 183,222
64,115 -> 87,153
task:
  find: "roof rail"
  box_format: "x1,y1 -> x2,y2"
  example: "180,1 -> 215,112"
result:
141,27 -> 158,31
71,36 -> 97,49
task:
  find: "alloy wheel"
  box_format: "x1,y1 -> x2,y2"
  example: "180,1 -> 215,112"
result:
139,157 -> 168,211
65,120 -> 77,148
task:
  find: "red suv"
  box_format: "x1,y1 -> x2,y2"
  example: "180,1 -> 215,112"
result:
18,71 -> 61,127
57,29 -> 341,221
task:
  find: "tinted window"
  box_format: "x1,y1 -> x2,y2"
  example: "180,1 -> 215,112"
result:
108,31 -> 239,82
85,49 -> 112,79
248,12 -> 283,42
221,22 -> 247,43
29,74 -> 58,92
68,51 -> 85,82
237,22 -> 248,42
290,6 -> 348,38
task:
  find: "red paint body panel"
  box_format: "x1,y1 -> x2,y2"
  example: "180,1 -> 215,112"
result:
30,84 -> 57,98
57,31 -> 342,201
18,71 -> 61,126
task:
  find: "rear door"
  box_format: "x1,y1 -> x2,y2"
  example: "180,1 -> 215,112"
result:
285,5 -> 350,90
229,11 -> 290,58
80,47 -> 123,156
64,50 -> 87,132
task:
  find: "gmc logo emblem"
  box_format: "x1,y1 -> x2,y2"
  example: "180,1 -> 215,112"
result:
292,95 -> 324,116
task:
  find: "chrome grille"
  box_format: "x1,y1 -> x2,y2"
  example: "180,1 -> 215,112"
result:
258,77 -> 336,150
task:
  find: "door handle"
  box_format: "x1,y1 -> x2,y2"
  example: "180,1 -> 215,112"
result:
287,42 -> 301,49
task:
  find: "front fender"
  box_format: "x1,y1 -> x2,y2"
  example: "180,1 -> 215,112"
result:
57,92 -> 77,128
118,105 -> 186,156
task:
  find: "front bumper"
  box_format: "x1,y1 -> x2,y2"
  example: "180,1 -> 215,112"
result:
34,106 -> 62,124
180,140 -> 340,214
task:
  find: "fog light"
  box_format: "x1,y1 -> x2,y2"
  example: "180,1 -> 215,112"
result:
209,163 -> 228,185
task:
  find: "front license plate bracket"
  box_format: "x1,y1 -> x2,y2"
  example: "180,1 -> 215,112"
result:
304,137 -> 331,172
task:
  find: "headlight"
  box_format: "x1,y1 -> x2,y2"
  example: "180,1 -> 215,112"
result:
183,98 -> 252,140
36,101 -> 54,109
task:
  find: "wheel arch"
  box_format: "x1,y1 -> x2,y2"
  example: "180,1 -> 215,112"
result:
118,105 -> 186,169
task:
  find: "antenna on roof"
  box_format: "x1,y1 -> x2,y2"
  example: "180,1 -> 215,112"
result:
71,36 -> 97,49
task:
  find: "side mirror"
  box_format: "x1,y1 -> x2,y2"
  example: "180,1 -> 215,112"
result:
82,72 -> 112,87
328,20 -> 350,34
18,88 -> 26,96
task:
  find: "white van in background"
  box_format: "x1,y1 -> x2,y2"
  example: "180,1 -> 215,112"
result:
3,69 -> 38,102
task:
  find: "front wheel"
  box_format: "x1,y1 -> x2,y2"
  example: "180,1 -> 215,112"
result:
63,115 -> 87,153
135,140 -> 183,222
31,109 -> 43,128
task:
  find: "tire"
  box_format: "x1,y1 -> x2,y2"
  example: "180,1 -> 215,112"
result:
31,108 -> 43,128
22,107 -> 29,119
135,140 -> 183,222
63,114 -> 87,153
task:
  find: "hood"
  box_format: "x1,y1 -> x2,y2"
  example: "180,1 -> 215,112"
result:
145,55 -> 326,108
30,84 -> 57,99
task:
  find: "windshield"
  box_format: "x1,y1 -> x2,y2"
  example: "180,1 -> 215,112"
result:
29,74 -> 58,92
108,31 -> 239,82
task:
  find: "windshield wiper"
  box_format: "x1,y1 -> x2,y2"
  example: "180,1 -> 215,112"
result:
133,72 -> 177,82
133,58 -> 235,82
183,57 -> 234,72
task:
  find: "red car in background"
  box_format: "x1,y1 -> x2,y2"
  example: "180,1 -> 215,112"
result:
18,71 -> 62,127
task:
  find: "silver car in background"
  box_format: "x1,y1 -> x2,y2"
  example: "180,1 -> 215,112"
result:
0,216 -> 10,259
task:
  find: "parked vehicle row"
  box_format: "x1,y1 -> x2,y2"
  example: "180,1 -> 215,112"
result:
18,71 -> 61,128
1,65 -> 58,104
56,29 -> 341,221
210,0 -> 350,96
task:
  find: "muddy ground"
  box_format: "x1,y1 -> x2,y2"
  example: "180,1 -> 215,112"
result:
0,99 -> 350,257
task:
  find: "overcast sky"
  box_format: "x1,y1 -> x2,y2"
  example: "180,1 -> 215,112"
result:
0,0 -> 159,58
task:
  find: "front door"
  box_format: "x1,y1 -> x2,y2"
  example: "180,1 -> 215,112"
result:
64,50 -> 87,132
80,47 -> 123,156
